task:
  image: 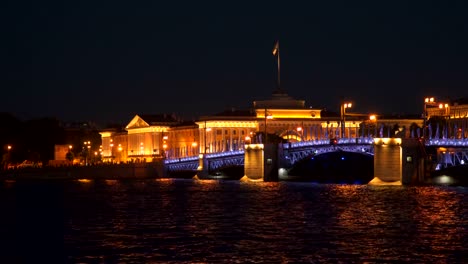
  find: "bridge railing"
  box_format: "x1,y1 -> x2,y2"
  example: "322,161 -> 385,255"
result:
284,137 -> 374,149
426,138 -> 468,146
164,150 -> 245,164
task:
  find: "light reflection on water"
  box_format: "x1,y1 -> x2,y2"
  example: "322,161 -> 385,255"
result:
0,179 -> 466,263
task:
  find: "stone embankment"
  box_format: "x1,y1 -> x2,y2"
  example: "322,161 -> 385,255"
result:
0,162 -> 164,180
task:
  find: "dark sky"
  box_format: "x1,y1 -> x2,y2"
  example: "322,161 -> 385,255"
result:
2,0 -> 468,125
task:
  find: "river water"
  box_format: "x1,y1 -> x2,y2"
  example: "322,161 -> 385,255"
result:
0,178 -> 466,263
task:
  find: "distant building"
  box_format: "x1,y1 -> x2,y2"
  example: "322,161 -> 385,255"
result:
425,96 -> 468,139
99,91 -> 429,162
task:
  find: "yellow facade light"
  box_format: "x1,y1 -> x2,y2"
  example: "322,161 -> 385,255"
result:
373,138 -> 402,145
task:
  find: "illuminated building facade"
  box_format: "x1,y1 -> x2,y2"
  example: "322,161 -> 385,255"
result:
166,121 -> 200,158
425,97 -> 468,139
197,109 -> 258,154
100,91 -> 430,162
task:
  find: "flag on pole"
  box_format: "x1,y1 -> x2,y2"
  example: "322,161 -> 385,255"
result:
272,41 -> 279,56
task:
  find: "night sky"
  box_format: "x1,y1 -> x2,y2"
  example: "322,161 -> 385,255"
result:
2,1 -> 468,126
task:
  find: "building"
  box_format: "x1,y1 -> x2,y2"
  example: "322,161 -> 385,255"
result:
425,97 -> 468,139
99,91 -> 431,162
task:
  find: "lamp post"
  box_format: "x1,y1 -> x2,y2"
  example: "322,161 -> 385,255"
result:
264,108 -> 273,144
6,145 -> 12,169
191,142 -> 197,156
439,102 -> 450,138
423,97 -> 435,138
296,126 -> 303,141
341,102 -> 352,138
118,144 -> 122,163
83,141 -> 91,165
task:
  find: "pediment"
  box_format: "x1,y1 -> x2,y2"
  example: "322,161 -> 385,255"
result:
125,115 -> 150,129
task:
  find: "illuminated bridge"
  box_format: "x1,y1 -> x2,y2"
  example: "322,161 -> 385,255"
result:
165,137 -> 375,178
164,137 -> 468,181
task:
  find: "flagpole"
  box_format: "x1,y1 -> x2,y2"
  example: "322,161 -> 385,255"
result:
277,42 -> 281,92
272,40 -> 281,93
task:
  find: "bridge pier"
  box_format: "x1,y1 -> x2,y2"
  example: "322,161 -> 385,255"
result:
371,138 -> 426,185
196,154 -> 210,178
244,143 -> 278,181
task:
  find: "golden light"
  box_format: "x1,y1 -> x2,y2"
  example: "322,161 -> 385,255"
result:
296,127 -> 302,132
369,115 -> 377,121
245,136 -> 251,141
344,102 -> 352,108
373,138 -> 402,145
191,142 -> 197,147
163,144 -> 167,149
163,136 -> 168,140
69,145 -> 73,149
425,97 -> 435,103
266,115 -> 273,119
206,128 -> 212,132
245,144 -> 264,150
7,145 -> 11,150
94,151 -> 97,156
77,179 -> 92,183
438,103 -> 448,109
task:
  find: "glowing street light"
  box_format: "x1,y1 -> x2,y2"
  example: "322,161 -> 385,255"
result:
341,102 -> 352,138
296,126 -> 303,141
263,108 -> 273,144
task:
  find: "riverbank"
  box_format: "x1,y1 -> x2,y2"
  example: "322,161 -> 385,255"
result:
0,162 -> 164,180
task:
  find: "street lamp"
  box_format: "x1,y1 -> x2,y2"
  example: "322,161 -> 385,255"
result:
296,126 -> 303,141
83,141 -> 90,165
264,108 -> 273,144
341,102 -> 352,138
6,145 -> 12,168
423,97 -> 436,138
191,142 -> 197,156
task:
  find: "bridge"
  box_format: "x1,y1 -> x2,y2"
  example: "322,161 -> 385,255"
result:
164,136 -> 468,184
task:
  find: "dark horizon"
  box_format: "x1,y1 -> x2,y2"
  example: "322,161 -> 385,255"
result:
2,1 -> 468,125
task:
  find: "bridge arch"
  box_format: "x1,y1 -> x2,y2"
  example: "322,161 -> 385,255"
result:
284,150 -> 374,183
